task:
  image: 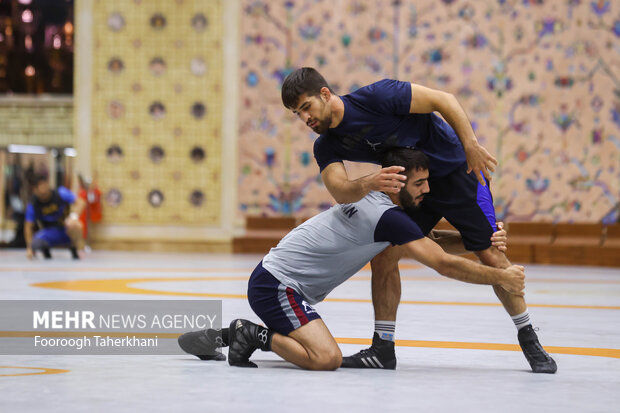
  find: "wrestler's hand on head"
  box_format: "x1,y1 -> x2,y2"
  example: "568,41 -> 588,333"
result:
366,166 -> 407,194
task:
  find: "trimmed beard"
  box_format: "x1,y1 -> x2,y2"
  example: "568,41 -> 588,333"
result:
399,187 -> 422,215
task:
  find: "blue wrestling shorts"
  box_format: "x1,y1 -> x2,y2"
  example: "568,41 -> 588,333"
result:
247,261 -> 321,335
33,226 -> 72,247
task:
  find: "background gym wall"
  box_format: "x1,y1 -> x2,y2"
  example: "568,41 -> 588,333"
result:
75,0 -> 238,249
237,0 -> 620,224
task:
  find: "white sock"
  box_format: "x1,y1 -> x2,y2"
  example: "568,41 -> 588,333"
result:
375,320 -> 395,342
511,310 -> 531,331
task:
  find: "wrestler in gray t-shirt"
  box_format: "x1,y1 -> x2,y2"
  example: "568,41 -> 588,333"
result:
262,191 -> 424,304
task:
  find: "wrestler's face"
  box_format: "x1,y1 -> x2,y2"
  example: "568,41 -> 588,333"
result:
33,181 -> 52,202
399,168 -> 430,212
291,89 -> 333,134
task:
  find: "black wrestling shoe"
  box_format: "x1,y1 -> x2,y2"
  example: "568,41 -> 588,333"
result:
42,248 -> 52,259
178,329 -> 226,361
518,325 -> 557,374
70,247 -> 79,260
341,333 -> 396,369
228,319 -> 271,368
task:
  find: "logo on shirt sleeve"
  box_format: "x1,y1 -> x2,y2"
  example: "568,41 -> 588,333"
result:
341,205 -> 358,218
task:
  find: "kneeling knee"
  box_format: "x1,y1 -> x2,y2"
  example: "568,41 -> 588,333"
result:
66,224 -> 82,236
311,348 -> 342,371
326,349 -> 343,370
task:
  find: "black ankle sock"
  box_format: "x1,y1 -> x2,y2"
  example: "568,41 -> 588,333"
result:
206,328 -> 229,347
221,328 -> 229,346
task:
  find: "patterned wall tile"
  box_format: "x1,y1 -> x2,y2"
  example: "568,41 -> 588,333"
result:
92,0 -> 223,225
238,0 -> 620,223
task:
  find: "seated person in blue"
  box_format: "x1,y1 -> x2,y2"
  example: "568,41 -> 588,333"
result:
24,175 -> 85,260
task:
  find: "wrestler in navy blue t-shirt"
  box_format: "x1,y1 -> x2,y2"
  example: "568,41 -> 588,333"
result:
313,79 -> 467,177
312,79 -> 496,250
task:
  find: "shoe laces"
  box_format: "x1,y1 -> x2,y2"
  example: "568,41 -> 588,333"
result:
524,340 -> 552,362
357,345 -> 380,358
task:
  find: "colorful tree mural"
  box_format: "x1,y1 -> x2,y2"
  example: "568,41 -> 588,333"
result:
238,0 -> 620,223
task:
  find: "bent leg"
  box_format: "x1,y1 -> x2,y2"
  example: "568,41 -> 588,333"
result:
32,229 -> 55,259
475,247 -> 526,316
428,165 -> 555,372
235,261 -> 336,369
271,319 -> 342,371
31,233 -> 50,251
475,245 -> 556,373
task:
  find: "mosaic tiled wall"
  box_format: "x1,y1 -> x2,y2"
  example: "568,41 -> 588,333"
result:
92,0 -> 222,225
238,0 -> 620,223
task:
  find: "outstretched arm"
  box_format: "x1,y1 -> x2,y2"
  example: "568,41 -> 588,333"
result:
409,83 -> 497,186
404,236 -> 524,295
321,162 -> 407,204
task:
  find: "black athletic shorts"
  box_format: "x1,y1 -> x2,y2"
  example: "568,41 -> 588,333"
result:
406,162 -> 497,251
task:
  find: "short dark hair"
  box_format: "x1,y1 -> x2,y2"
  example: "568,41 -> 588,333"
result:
380,147 -> 429,174
28,174 -> 49,188
281,67 -> 332,109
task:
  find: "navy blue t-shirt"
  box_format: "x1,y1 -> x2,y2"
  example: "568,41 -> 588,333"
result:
374,207 -> 425,245
25,186 -> 75,224
314,79 -> 467,177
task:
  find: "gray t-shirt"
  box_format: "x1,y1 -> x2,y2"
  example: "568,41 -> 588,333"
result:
262,191 -> 424,304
